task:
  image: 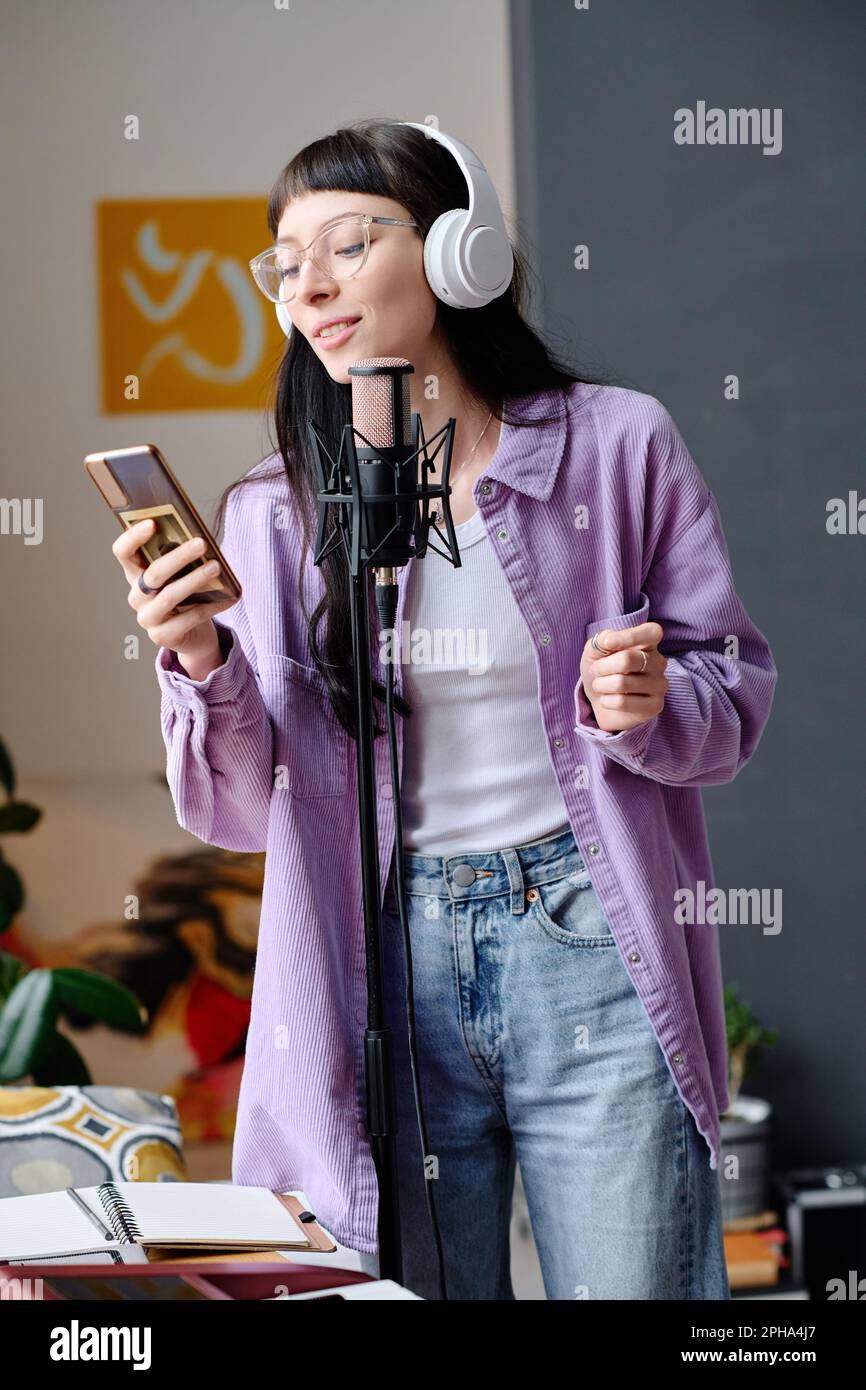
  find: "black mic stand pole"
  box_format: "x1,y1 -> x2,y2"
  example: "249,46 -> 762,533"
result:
306,407 -> 459,1286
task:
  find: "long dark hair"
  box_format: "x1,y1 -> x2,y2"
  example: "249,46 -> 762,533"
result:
215,117 -> 619,740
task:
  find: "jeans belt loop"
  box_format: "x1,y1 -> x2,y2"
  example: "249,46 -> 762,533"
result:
500,847 -> 526,914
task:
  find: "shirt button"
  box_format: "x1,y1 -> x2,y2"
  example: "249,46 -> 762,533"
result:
586,843 -> 600,856
672,1053 -> 685,1065
496,527 -> 508,540
628,951 -> 641,962
540,633 -> 551,645
479,481 -> 492,495
380,783 -> 393,798
554,737 -> 564,747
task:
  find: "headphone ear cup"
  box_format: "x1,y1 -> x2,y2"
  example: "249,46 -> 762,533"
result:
423,209 -> 471,307
275,301 -> 293,337
423,208 -> 513,309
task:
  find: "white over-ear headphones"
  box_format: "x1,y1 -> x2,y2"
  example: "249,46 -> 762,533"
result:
275,121 -> 514,338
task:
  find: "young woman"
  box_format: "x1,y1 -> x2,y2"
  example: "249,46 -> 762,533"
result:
114,119 -> 777,1300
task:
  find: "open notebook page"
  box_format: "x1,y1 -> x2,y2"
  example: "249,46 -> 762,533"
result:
76,1183 -> 312,1248
0,1189 -> 120,1262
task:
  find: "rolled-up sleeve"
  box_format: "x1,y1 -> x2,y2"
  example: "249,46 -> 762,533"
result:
573,406 -> 778,786
154,487 -> 274,850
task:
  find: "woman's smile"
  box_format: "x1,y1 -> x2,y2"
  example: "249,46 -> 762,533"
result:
315,318 -> 363,350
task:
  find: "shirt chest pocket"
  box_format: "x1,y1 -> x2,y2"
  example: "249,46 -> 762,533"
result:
258,655 -> 349,798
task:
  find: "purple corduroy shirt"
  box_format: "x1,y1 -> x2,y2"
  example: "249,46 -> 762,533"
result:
155,382 -> 777,1253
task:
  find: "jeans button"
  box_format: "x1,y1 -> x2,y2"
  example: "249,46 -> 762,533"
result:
452,864 -> 476,886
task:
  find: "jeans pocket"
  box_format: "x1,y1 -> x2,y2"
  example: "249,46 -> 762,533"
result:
528,862 -> 617,946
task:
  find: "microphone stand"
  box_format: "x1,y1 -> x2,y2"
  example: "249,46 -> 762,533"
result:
306,406 -> 460,1286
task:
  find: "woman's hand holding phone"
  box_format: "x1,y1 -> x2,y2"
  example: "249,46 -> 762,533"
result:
114,517 -> 239,681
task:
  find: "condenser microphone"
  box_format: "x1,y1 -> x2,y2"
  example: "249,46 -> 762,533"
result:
306,360 -> 459,624
349,358 -> 418,587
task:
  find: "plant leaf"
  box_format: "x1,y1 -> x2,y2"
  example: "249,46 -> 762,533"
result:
0,969 -> 57,1081
0,739 -> 15,798
0,950 -> 26,1000
0,802 -> 42,835
52,968 -> 146,1031
0,861 -> 24,932
30,1030 -> 92,1086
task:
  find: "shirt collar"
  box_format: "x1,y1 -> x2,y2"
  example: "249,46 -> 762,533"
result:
480,383 -> 579,501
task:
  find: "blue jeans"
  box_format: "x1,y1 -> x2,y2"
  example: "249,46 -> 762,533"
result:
377,824 -> 730,1300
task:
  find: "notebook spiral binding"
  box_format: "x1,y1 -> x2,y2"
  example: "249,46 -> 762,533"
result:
97,1182 -> 142,1243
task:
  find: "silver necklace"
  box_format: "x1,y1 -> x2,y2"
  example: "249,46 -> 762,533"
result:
430,410 -> 493,526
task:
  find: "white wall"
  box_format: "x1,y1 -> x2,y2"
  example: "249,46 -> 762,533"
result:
0,0 -> 515,779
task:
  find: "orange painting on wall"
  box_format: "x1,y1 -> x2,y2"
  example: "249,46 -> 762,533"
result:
96,197 -> 282,413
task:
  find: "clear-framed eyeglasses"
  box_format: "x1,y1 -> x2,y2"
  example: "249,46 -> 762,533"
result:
248,213 -> 418,304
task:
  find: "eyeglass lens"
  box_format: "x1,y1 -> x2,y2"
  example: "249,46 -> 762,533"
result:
256,217 -> 368,302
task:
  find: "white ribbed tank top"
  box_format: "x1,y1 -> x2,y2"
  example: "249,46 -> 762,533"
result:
397,507 -> 571,855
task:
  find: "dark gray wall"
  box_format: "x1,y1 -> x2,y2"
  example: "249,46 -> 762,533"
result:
510,0 -> 865,1172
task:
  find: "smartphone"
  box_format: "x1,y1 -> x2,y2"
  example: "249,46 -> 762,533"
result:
84,444 -> 241,608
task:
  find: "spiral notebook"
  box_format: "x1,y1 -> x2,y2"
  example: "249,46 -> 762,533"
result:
0,1182 -> 334,1262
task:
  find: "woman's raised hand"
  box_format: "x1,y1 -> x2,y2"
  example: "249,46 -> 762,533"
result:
113,517 -> 238,676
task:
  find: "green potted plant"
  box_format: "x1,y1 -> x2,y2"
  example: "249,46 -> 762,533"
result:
0,735 -> 146,1085
719,982 -> 780,1221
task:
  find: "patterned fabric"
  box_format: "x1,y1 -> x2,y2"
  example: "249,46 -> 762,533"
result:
0,1085 -> 187,1196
